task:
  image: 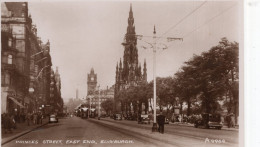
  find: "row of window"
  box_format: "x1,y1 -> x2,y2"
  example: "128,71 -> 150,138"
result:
91,98 -> 108,102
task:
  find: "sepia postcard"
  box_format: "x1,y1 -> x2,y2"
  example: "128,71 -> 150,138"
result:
1,0 -> 244,147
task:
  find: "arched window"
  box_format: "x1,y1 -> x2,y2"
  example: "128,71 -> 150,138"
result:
8,38 -> 12,47
7,55 -> 13,64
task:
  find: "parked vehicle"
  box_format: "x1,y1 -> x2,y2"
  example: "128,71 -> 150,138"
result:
194,113 -> 223,129
49,114 -> 58,123
138,114 -> 150,124
114,114 -> 122,120
165,118 -> 170,124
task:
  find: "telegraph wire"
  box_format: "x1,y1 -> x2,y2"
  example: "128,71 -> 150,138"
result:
167,3 -> 238,49
156,1 -> 207,42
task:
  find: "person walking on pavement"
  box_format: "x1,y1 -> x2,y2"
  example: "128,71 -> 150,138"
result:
2,113 -> 7,134
157,111 -> 166,134
26,113 -> 31,126
33,113 -> 37,125
39,112 -> 43,124
10,114 -> 16,129
4,114 -> 13,133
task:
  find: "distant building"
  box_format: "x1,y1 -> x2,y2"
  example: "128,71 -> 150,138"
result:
90,86 -> 114,107
87,68 -> 97,95
86,68 -> 114,114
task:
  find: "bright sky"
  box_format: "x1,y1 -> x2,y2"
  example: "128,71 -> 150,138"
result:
27,0 -> 240,102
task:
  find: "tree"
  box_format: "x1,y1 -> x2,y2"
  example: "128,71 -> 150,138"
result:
178,38 -> 239,115
148,77 -> 177,116
101,99 -> 114,115
174,66 -> 199,116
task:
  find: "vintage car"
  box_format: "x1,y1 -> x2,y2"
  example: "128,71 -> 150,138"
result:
165,118 -> 170,124
194,113 -> 223,130
114,114 -> 122,120
49,114 -> 59,123
138,114 -> 150,124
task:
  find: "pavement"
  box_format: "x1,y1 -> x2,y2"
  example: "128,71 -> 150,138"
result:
101,117 -> 238,131
3,116 -> 159,147
1,116 -> 239,147
1,117 -> 49,145
170,122 -> 239,131
89,117 -> 238,147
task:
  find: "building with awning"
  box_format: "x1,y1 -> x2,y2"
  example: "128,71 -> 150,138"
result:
75,104 -> 82,110
8,96 -> 25,108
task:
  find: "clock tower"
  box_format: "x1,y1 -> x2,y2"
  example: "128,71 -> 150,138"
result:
87,68 -> 97,95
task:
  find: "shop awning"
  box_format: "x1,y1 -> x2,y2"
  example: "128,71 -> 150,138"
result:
8,96 -> 25,108
75,104 -> 82,109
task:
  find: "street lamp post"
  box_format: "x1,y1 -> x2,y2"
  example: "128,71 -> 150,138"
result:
135,26 -> 183,132
87,95 -> 93,118
152,26 -> 158,132
98,85 -> 101,120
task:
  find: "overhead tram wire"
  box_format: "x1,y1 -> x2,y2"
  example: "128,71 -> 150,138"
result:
167,3 -> 238,49
156,1 -> 207,42
136,1 -> 207,56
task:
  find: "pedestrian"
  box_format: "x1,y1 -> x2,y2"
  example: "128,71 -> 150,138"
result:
33,113 -> 37,125
10,114 -> 16,129
226,114 -> 231,128
26,113 -> 31,126
39,113 -> 43,124
37,113 -> 40,124
157,112 -> 166,134
230,114 -> 235,128
2,113 -> 7,133
5,114 -> 13,133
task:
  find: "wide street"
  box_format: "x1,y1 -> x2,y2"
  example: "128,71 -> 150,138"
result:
3,116 -> 238,147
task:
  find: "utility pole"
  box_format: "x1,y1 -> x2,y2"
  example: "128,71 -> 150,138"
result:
152,26 -> 157,132
136,25 -> 183,132
98,85 -> 101,120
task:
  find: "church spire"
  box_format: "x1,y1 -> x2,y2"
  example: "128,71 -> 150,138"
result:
127,4 -> 135,35
143,59 -> 147,82
116,62 -> 119,82
119,58 -> 122,70
130,3 -> 132,13
129,3 -> 133,20
153,25 -> 156,34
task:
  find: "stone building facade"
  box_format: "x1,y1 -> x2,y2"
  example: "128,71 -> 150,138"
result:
1,2 -> 62,115
86,68 -> 114,114
1,2 -> 32,114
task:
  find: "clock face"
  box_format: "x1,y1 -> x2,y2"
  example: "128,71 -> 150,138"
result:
91,77 -> 94,81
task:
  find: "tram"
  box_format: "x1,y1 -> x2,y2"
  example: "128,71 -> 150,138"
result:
81,107 -> 89,118
89,108 -> 97,118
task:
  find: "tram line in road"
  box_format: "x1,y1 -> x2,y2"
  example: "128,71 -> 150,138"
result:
90,118 -> 238,147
